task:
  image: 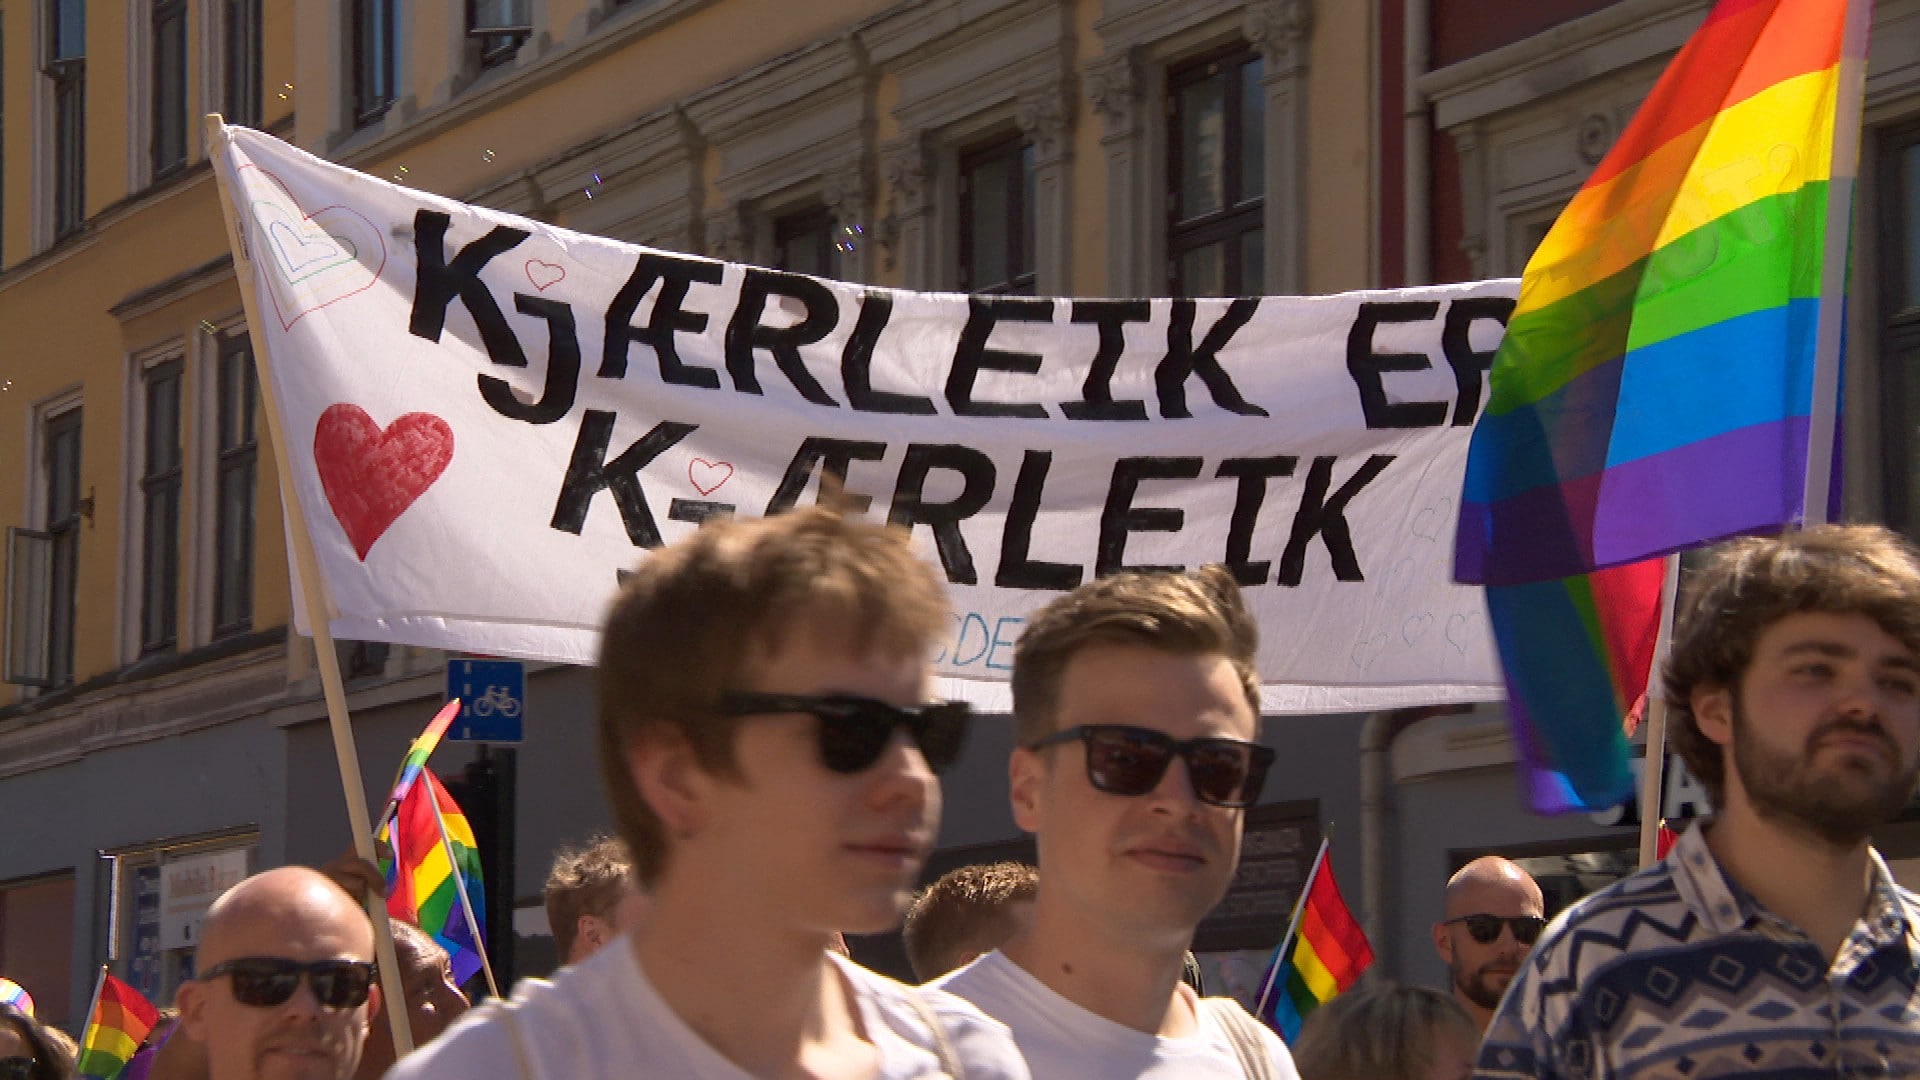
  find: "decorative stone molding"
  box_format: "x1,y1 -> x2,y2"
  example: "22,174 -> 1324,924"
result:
1243,0 -> 1313,75
879,132 -> 932,275
703,203 -> 748,263
1084,50 -> 1142,133
1015,83 -> 1074,163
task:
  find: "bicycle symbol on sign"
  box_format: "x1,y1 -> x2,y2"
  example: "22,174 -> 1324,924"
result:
471,685 -> 523,719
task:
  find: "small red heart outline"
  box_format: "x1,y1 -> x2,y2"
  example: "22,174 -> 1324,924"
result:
313,404 -> 455,560
525,259 -> 566,291
689,458 -> 734,497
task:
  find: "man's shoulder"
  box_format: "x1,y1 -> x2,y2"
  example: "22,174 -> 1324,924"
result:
1526,860 -> 1696,972
836,955 -> 1032,1080
385,952 -> 630,1079
1197,995 -> 1301,1080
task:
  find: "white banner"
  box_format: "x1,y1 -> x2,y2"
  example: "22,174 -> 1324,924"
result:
210,124 -> 1517,713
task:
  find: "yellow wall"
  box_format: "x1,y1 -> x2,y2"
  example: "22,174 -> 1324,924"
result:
0,0 -> 1381,706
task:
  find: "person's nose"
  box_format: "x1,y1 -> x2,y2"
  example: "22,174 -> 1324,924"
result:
1144,752 -> 1204,818
867,729 -> 938,816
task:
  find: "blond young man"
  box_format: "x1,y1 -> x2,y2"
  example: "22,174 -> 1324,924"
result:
390,509 -> 1028,1079
903,862 -> 1039,983
543,835 -> 640,966
938,566 -> 1298,1078
1477,525 -> 1920,1078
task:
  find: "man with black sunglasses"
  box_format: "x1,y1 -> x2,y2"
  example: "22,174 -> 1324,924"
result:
176,867 -> 382,1080
1428,857 -> 1543,1033
939,566 -> 1298,1078
389,507 -> 1028,1078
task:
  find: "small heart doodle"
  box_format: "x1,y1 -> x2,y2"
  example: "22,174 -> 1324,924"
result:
240,164 -> 387,331
313,404 -> 455,560
1402,613 -> 1434,646
1350,632 -> 1391,671
525,259 -> 566,291
689,457 -> 734,497
1411,497 -> 1453,542
1445,612 -> 1481,655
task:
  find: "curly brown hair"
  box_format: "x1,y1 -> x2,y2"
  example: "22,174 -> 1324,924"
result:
1664,524 -> 1920,807
543,835 -> 632,960
901,861 -> 1038,982
597,507 -> 950,887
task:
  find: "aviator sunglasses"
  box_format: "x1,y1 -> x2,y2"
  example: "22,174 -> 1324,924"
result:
717,692 -> 972,774
1445,914 -> 1547,945
1026,724 -> 1275,808
200,957 -> 377,1009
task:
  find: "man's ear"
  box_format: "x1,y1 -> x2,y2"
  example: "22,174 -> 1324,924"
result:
1692,684 -> 1735,748
577,914 -> 609,955
1432,921 -> 1454,965
175,980 -> 208,1041
1009,748 -> 1045,833
627,726 -> 708,839
362,983 -> 382,1029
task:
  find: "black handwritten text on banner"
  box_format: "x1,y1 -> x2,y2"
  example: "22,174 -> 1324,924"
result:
212,124 -> 1517,712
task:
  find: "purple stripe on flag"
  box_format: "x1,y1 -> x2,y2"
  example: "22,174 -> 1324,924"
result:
1460,417 -> 1809,585
1592,417 -> 1810,566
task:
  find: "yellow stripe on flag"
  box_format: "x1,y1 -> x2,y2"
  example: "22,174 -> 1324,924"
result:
1293,938 -> 1340,1004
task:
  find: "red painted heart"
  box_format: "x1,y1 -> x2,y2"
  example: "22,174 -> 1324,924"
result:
525,259 -> 566,291
313,405 -> 455,560
689,458 -> 734,496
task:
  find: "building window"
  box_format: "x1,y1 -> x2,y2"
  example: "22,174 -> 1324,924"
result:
468,0 -> 530,70
345,639 -> 389,680
7,407 -> 83,687
1881,122 -> 1920,533
44,0 -> 86,238
1167,47 -> 1264,298
773,206 -> 835,278
958,136 -> 1036,295
0,875 -> 77,1029
223,0 -> 262,128
149,0 -> 187,179
140,360 -> 183,655
213,332 -> 257,638
351,0 -> 397,128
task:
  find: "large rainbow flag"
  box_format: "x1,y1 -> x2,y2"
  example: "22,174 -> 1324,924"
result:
1256,840 -> 1373,1042
1456,0 -> 1863,585
378,768 -> 489,986
1453,0 -> 1865,811
74,971 -> 159,1080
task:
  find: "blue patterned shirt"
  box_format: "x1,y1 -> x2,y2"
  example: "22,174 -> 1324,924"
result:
1475,824 -> 1920,1078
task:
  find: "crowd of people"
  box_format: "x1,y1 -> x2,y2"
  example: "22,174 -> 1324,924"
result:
4,514 -> 1919,1078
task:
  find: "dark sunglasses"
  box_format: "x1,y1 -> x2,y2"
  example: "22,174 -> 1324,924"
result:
200,957 -> 376,1009
0,1057 -> 35,1080
1446,914 -> 1546,945
1027,724 -> 1274,808
717,692 -> 972,775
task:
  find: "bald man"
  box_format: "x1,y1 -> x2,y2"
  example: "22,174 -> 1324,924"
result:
1430,857 -> 1544,1033
176,867 -> 383,1080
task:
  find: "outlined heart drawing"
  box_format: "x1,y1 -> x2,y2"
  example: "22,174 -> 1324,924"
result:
313,405 -> 455,560
689,458 -> 734,496
526,259 -> 566,291
238,164 -> 387,331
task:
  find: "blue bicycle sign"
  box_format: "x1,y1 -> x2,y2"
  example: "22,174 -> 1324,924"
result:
446,659 -> 525,742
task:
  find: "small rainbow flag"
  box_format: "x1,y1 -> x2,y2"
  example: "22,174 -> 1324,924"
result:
378,768 -> 488,986
0,977 -> 32,1017
1255,840 -> 1373,1042
1456,0 -> 1865,586
1486,559 -> 1666,811
377,699 -> 462,836
75,970 -> 159,1080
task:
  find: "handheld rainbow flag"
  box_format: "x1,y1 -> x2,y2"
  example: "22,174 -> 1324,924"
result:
1487,559 -> 1666,811
74,970 -> 159,1080
1254,839 -> 1373,1042
1454,0 -> 1867,811
376,699 -> 463,837
378,768 -> 489,987
0,976 -> 31,1017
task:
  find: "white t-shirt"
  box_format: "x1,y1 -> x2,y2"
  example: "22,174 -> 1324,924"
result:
935,950 -> 1300,1080
385,940 -> 1030,1079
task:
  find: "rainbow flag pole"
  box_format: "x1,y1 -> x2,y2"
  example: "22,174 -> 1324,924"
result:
74,967 -> 159,1080
1254,841 -> 1324,1024
425,779 -> 500,999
